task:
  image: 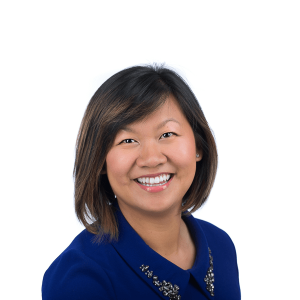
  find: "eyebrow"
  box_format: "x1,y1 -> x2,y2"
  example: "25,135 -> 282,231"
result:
121,118 -> 180,133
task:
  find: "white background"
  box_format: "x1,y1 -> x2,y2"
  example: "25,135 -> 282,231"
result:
1,1 -> 299,299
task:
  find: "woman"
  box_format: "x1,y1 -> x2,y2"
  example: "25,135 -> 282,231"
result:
42,65 -> 241,299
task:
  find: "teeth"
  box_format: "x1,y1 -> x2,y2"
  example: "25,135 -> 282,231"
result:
136,174 -> 172,186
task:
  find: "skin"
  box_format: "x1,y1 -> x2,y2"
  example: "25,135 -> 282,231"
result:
105,95 -> 203,270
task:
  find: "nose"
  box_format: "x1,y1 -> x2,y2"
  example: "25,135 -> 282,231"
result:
136,143 -> 167,168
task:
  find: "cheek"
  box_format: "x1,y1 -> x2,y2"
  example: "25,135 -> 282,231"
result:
172,138 -> 196,170
106,149 -> 135,184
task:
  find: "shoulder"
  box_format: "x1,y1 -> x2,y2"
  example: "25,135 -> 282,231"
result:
192,217 -> 239,268
197,219 -> 236,250
42,230 -> 116,300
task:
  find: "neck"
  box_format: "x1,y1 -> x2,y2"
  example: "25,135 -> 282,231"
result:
118,203 -> 189,260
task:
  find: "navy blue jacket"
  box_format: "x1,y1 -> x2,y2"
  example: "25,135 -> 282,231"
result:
42,208 -> 241,299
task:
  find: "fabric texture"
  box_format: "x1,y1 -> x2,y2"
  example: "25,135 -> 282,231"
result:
42,208 -> 241,299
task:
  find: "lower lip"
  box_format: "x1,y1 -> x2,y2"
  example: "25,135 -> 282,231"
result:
135,176 -> 174,193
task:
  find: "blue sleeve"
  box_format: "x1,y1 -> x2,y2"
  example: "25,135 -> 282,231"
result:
42,249 -> 115,300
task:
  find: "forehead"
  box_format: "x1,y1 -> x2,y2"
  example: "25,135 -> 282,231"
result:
124,95 -> 186,130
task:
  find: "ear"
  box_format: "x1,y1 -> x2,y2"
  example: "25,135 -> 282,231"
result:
196,149 -> 203,162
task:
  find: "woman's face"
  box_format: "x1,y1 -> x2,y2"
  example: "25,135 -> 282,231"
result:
105,95 -> 202,216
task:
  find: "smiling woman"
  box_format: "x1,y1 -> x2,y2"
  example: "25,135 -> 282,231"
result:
42,65 -> 241,300
106,95 -> 202,218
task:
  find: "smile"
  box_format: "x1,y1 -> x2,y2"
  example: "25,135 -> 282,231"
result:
134,174 -> 174,193
135,174 -> 173,187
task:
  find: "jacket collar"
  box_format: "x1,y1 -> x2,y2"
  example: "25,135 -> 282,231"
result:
111,206 -> 213,299
183,213 -> 214,299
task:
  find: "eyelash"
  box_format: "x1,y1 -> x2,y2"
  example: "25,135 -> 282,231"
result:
121,139 -> 136,144
120,132 -> 176,144
161,132 -> 175,139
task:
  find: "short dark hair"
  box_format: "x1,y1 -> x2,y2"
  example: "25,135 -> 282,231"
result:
74,64 -> 218,241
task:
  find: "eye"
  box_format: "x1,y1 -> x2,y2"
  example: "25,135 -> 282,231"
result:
160,132 -> 176,139
120,139 -> 136,144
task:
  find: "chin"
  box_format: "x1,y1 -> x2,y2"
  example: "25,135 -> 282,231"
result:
136,200 -> 181,216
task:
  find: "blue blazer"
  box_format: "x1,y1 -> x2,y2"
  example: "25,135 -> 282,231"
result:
42,208 -> 241,299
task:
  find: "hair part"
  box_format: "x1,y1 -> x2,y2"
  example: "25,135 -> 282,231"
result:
74,64 -> 218,242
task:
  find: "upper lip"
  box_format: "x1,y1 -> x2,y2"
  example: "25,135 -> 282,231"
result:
134,172 -> 173,179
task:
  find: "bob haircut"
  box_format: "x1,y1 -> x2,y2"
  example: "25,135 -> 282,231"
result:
74,64 -> 218,242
